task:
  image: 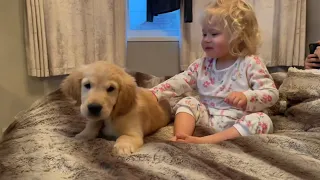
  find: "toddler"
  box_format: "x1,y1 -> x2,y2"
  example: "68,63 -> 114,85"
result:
150,0 -> 279,144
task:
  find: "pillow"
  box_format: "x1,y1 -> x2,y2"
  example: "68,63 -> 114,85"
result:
126,70 -> 168,88
270,72 -> 287,89
285,98 -> 320,128
279,67 -> 320,103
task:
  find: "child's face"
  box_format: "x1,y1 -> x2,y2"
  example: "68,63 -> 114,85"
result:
201,25 -> 230,59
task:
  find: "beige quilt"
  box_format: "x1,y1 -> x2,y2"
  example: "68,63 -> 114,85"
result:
0,68 -> 319,180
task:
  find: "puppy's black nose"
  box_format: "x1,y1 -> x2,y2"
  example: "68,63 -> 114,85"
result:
87,103 -> 102,116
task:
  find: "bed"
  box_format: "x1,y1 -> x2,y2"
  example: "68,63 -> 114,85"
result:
0,67 -> 319,180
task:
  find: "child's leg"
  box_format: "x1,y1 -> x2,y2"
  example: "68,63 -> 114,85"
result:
234,112 -> 273,136
171,97 -> 209,140
195,113 -> 273,144
174,112 -> 196,137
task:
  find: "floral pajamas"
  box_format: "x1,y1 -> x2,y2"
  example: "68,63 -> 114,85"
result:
175,96 -> 273,136
150,55 -> 279,136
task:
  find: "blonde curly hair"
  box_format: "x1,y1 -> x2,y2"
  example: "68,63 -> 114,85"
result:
200,0 -> 261,57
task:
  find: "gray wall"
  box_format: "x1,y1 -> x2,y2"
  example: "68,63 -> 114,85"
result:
306,0 -> 320,52
306,0 -> 320,44
0,0 -> 320,132
127,41 -> 180,76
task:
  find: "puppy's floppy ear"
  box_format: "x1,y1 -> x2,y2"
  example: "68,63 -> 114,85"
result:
60,67 -> 84,105
112,74 -> 137,117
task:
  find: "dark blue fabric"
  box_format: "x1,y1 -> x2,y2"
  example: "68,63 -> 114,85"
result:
146,0 -> 192,23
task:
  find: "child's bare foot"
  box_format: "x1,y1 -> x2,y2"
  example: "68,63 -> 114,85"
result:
170,136 -> 177,141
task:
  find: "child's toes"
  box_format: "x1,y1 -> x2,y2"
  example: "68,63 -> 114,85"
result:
169,136 -> 177,141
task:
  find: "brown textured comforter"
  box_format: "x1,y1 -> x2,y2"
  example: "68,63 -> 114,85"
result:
0,68 -> 319,180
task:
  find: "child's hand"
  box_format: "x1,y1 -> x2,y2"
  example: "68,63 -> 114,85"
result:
224,92 -> 247,110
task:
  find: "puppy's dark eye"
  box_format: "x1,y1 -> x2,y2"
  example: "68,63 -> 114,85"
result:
107,86 -> 115,92
84,83 -> 91,89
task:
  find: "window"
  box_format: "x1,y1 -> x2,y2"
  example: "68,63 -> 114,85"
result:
127,0 -> 180,41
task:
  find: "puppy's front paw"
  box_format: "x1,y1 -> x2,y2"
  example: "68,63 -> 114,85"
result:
112,135 -> 143,156
75,131 -> 96,140
113,142 -> 137,156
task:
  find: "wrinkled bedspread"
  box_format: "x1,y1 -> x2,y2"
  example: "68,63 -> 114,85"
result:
0,69 -> 320,180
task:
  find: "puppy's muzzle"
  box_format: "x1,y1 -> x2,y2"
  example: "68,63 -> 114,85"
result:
87,103 -> 102,116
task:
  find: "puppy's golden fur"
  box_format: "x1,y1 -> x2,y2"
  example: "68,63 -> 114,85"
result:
60,61 -> 171,156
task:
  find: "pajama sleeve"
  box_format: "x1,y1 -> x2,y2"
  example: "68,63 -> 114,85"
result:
243,56 -> 279,112
150,59 -> 201,101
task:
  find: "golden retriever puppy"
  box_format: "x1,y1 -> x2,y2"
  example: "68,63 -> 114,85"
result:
60,61 -> 171,156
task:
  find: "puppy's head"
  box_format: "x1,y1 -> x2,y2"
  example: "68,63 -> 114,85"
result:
61,61 -> 137,121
